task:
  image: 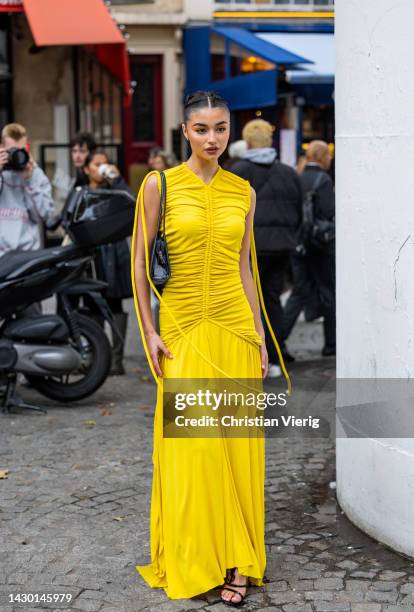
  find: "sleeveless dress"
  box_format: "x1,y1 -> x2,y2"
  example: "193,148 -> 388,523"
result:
131,162 -> 290,600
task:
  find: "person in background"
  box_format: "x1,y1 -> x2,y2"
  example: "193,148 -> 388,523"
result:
83,150 -> 134,375
149,150 -> 171,173
70,132 -> 97,188
0,122 -> 54,261
0,123 -> 55,321
147,147 -> 170,172
147,147 -> 161,168
59,132 -> 98,237
223,139 -> 248,171
231,119 -> 302,377
282,140 -> 336,356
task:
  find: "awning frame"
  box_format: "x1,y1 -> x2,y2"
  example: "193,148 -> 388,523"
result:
211,26 -> 314,72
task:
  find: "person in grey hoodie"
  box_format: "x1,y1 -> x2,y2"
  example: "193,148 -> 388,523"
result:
0,123 -> 55,259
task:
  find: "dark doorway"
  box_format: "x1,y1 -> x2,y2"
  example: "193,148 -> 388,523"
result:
124,54 -> 163,168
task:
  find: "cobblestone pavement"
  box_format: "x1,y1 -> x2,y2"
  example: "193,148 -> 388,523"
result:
1,308 -> 414,612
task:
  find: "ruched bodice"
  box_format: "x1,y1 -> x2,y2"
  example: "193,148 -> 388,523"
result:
158,163 -> 262,352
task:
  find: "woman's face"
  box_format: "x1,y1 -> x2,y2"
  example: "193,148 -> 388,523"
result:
84,153 -> 108,184
72,143 -> 89,169
182,106 -> 230,162
151,155 -> 167,172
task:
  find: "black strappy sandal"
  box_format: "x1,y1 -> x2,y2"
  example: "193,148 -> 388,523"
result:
220,567 -> 249,607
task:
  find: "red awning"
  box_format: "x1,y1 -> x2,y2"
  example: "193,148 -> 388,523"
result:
22,0 -> 131,100
23,0 -> 124,46
0,0 -> 23,11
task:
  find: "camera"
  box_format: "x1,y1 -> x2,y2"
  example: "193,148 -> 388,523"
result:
3,147 -> 30,171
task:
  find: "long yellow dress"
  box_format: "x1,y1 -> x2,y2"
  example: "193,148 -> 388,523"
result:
131,162 -> 290,600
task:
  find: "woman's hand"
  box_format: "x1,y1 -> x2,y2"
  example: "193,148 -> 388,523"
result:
260,340 -> 268,379
145,330 -> 173,377
106,164 -> 120,178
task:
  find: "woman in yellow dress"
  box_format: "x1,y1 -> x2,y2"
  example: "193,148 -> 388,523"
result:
131,91 -> 290,605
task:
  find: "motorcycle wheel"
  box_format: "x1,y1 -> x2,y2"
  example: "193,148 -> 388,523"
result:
26,313 -> 111,402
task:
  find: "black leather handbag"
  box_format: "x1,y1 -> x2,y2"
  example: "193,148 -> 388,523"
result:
149,171 -> 170,291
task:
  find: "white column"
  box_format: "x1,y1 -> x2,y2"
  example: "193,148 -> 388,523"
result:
336,0 -> 414,555
163,47 -> 180,154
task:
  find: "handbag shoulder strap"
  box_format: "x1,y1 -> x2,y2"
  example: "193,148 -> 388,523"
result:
156,170 -> 166,237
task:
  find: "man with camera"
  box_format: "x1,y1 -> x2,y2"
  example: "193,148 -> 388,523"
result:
0,123 -> 55,259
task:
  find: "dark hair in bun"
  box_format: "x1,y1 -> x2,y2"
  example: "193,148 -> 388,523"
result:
183,90 -> 230,121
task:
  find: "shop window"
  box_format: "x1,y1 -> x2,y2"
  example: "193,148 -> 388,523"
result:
76,49 -> 123,144
211,34 -> 274,81
131,62 -> 156,142
240,56 -> 274,73
0,16 -> 12,125
302,106 -> 334,143
211,54 -> 240,81
0,80 -> 11,126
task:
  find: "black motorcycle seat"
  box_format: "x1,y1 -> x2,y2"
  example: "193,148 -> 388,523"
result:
0,245 -> 83,281
2,315 -> 69,343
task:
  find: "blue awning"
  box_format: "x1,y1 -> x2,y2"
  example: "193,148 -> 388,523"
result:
183,26 -> 321,112
211,69 -> 278,111
212,27 -> 313,67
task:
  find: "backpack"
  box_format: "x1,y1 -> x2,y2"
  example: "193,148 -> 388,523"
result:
299,172 -> 335,254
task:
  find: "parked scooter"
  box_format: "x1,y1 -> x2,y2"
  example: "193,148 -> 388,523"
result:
0,187 -> 136,413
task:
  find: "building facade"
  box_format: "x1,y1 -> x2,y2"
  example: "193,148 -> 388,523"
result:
0,0 -> 129,207
109,0 -> 186,175
1,0 -> 334,195
110,0 -> 334,176
184,0 -> 334,165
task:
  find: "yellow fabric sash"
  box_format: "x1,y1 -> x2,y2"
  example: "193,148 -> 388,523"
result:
130,170 -> 292,396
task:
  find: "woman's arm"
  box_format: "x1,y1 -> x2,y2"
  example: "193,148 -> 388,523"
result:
240,187 -> 268,378
133,173 -> 172,376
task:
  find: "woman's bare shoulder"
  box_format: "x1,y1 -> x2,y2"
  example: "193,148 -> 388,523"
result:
142,174 -> 161,209
144,173 -> 159,193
